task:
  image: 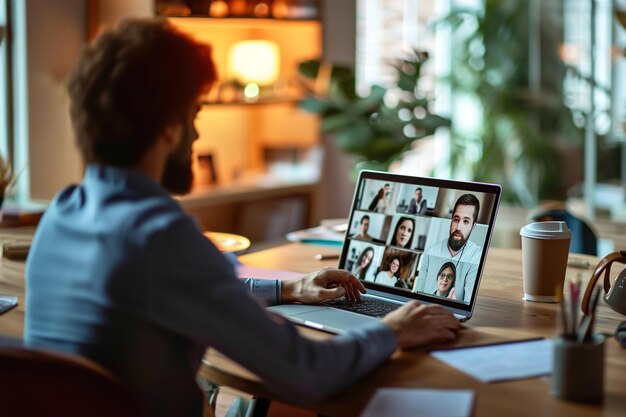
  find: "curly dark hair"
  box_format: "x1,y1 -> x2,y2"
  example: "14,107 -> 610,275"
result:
68,18 -> 216,166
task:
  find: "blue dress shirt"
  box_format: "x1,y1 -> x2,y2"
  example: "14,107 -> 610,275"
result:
25,165 -> 396,417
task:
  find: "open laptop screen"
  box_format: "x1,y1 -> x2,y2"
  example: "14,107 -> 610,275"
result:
338,170 -> 502,314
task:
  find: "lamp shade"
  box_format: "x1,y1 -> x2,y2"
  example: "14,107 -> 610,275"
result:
228,40 -> 280,86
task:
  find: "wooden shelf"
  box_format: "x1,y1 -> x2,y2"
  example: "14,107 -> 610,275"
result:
158,15 -> 320,22
178,171 -> 319,209
156,0 -> 321,22
201,94 -> 301,107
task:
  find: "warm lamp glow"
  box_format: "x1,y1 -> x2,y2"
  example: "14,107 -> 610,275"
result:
228,40 -> 280,86
244,83 -> 260,99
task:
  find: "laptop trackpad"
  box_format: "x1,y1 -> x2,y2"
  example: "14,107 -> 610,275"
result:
292,307 -> 380,334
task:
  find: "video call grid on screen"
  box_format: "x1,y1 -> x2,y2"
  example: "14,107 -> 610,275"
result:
339,171 -> 501,311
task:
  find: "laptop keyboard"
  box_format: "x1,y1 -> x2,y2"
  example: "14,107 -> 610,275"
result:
323,297 -> 401,318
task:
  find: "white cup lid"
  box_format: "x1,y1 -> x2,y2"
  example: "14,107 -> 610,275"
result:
520,221 -> 571,240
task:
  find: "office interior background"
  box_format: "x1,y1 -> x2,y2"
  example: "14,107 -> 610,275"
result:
0,0 -> 624,253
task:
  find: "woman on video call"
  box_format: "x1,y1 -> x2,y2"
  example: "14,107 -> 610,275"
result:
374,257 -> 402,286
433,261 -> 457,299
352,247 -> 375,280
389,217 -> 415,248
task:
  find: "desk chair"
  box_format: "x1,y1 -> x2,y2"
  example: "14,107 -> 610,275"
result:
530,208 -> 598,256
0,343 -> 151,417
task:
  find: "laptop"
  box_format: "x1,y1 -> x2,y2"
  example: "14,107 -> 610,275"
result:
268,170 -> 502,334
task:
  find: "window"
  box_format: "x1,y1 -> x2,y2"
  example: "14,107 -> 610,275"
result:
563,0 -> 614,137
355,0 -> 453,178
0,0 -> 9,159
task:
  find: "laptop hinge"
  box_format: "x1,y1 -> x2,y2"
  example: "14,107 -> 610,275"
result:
365,290 -> 412,304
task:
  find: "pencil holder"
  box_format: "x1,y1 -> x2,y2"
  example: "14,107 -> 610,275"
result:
551,334 -> 605,403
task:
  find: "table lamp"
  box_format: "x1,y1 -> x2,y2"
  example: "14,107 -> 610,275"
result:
227,40 -> 280,101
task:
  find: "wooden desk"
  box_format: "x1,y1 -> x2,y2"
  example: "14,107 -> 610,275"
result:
199,243 -> 626,417
1,241 -> 625,416
0,228 -> 35,339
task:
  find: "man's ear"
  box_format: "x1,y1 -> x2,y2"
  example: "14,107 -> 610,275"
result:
162,123 -> 182,148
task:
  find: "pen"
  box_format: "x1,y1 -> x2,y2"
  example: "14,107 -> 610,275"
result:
314,253 -> 340,261
557,285 -> 568,337
432,336 -> 545,352
569,279 -> 581,337
578,286 -> 602,343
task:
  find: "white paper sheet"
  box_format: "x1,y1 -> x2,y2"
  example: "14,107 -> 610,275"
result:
360,388 -> 475,417
431,338 -> 554,383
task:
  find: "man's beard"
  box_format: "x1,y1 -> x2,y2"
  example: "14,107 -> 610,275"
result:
161,153 -> 193,195
161,120 -> 195,195
448,231 -> 468,252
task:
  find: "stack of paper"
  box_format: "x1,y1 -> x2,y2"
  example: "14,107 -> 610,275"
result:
431,338 -> 554,383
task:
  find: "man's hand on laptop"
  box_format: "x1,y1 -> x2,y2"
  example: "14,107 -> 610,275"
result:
281,268 -> 366,304
382,302 -> 462,349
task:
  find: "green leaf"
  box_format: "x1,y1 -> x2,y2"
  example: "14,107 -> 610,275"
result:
415,114 -> 452,130
330,65 -> 355,81
396,71 -> 418,93
299,97 -> 336,114
354,159 -> 392,173
358,136 -> 409,162
334,120 -> 376,153
351,86 -> 386,114
297,51 -> 449,180
328,75 -> 358,103
298,59 -> 321,79
320,113 -> 359,132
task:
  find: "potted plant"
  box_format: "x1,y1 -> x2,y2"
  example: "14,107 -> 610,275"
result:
441,0 -> 583,205
297,50 -> 450,175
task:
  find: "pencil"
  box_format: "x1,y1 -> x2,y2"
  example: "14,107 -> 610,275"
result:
314,253 -> 340,261
557,284 -> 568,337
569,279 -> 580,337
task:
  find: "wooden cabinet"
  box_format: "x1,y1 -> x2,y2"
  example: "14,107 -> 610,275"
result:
179,175 -> 318,242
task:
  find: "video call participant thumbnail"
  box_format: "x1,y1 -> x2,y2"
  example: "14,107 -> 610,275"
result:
352,215 -> 373,242
416,194 -> 482,303
408,187 -> 427,215
389,216 -> 415,249
374,257 -> 401,286
433,262 -> 456,299
352,246 -> 375,280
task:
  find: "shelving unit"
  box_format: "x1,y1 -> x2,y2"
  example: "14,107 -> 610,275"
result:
155,0 -> 321,21
158,6 -> 323,241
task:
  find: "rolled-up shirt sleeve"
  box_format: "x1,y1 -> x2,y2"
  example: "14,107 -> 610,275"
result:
242,278 -> 281,306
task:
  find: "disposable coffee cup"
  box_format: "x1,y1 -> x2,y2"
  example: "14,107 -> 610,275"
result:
520,221 -> 571,303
